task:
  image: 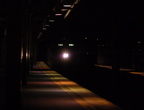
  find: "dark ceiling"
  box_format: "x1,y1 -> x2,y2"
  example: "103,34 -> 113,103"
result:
1,0 -> 144,42
30,0 -> 144,38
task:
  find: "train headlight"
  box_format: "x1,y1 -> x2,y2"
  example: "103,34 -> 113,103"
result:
62,52 -> 69,59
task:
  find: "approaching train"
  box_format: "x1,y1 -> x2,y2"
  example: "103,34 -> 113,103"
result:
46,42 -> 97,71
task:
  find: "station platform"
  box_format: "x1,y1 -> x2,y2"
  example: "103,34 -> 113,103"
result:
21,61 -> 122,110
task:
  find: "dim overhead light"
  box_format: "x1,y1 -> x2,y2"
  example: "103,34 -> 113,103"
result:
61,9 -> 69,11
64,10 -> 71,18
69,44 -> 74,46
137,41 -> 141,43
45,24 -> 50,27
63,5 -> 72,8
55,13 -> 62,16
58,44 -> 63,46
43,28 -> 47,30
85,37 -> 87,39
49,20 -> 55,22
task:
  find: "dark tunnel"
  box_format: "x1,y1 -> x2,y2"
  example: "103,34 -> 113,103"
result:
0,0 -> 144,110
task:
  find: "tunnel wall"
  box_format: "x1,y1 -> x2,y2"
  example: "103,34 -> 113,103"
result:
96,41 -> 144,71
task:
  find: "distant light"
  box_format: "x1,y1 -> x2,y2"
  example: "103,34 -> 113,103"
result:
26,52 -> 29,58
61,9 -> 69,11
58,44 -> 63,46
39,32 -> 43,35
85,37 -> 87,39
63,5 -> 72,8
62,53 -> 69,59
49,20 -> 55,22
97,38 -> 99,41
69,44 -> 74,46
43,28 -> 47,30
137,41 -> 141,43
74,0 -> 79,5
64,10 -> 71,19
55,13 -> 62,16
45,24 -> 50,27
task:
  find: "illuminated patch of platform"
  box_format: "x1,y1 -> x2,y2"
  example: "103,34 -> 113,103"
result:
22,61 -> 122,110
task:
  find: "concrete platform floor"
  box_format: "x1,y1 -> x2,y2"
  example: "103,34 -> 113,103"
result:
21,61 -> 122,110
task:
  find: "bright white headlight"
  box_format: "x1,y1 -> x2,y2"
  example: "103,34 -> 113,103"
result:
62,52 -> 69,59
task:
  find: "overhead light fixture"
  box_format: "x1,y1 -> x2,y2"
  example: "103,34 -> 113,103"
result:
61,9 -> 69,11
43,28 -> 47,30
137,41 -> 141,43
69,44 -> 74,46
49,20 -> 55,22
58,44 -> 63,46
64,10 -> 71,18
55,13 -> 62,16
63,5 -> 72,8
45,24 -> 50,27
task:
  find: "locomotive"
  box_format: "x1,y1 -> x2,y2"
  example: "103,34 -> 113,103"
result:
46,40 -> 97,73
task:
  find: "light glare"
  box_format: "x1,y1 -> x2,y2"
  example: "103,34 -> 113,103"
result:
63,53 -> 69,59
